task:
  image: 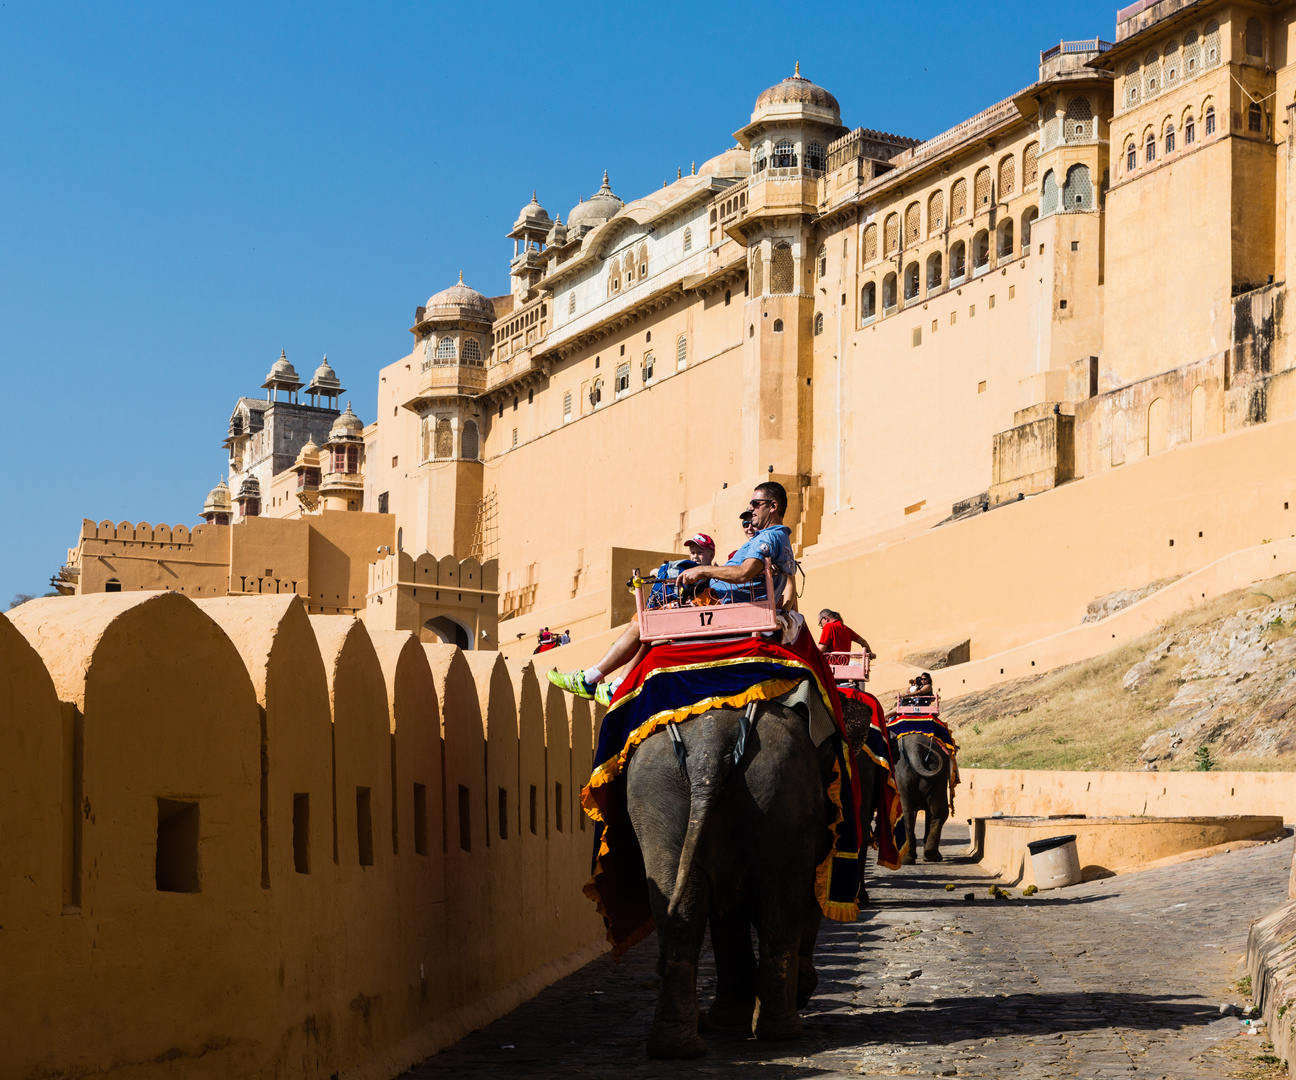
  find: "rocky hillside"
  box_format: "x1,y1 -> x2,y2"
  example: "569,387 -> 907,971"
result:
929,571 -> 1296,772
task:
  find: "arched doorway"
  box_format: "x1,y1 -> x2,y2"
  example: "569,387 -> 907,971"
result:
424,615 -> 471,650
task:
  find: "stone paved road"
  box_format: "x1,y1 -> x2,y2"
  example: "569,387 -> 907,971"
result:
405,824 -> 1293,1078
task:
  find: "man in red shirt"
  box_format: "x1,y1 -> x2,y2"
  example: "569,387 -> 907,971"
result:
817,609 -> 875,661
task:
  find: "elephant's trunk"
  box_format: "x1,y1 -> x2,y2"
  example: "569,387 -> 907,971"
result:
900,736 -> 946,779
666,723 -> 738,919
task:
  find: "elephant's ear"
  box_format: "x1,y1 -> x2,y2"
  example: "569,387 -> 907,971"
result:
838,696 -> 870,756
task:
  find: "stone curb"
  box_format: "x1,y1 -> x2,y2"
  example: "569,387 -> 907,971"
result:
1247,898 -> 1296,1077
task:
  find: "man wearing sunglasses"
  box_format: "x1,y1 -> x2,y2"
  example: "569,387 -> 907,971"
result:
547,481 -> 796,706
676,481 -> 796,607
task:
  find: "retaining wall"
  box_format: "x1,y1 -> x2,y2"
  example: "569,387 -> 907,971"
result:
0,591 -> 604,1080
959,768 -> 1296,823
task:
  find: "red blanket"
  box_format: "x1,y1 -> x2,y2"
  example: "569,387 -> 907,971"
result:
581,626 -> 864,956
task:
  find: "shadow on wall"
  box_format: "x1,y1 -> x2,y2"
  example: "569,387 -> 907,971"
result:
0,591 -> 604,1080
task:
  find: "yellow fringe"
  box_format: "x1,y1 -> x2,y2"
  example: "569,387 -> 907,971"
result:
578,673 -> 809,956
581,676 -> 804,805
813,754 -> 860,923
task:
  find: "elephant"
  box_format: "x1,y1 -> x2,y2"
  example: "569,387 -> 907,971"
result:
624,699 -> 880,1058
889,733 -> 951,863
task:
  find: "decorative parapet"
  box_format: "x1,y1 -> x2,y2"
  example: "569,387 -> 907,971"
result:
0,592 -> 600,1079
405,363 -> 488,407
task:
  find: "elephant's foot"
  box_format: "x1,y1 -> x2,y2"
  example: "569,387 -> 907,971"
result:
901,852 -> 917,866
754,1003 -> 803,1041
707,995 -> 755,1030
923,847 -> 944,862
795,957 -> 819,1009
647,1020 -> 707,1059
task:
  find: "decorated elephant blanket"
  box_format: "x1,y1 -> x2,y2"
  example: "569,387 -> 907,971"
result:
837,686 -> 909,869
580,626 -> 864,957
886,709 -> 961,812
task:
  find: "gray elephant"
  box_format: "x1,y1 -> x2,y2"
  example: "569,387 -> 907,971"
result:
624,700 -> 879,1058
889,733 -> 951,863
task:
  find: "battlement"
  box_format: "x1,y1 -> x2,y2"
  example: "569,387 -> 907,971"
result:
78,517 -> 224,546
0,591 -> 600,1078
368,550 -> 500,595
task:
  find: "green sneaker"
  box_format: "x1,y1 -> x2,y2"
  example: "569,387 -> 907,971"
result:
548,668 -> 595,699
594,681 -> 614,707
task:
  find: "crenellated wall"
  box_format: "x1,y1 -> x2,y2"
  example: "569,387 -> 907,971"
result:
0,591 -> 604,1080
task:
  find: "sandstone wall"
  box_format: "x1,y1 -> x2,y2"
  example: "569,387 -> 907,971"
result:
0,592 -> 604,1080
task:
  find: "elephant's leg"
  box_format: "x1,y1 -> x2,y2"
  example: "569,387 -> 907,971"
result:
753,895 -> 804,1041
647,900 -> 709,1058
898,790 -> 919,866
923,784 -> 950,862
795,899 -> 822,1009
707,910 -> 757,1030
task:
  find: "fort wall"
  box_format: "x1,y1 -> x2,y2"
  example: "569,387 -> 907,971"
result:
961,766 -> 1296,822
0,592 -> 603,1080
800,411 -> 1296,664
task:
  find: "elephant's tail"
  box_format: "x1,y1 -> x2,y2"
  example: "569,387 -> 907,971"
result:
666,715 -> 738,919
900,735 -> 946,779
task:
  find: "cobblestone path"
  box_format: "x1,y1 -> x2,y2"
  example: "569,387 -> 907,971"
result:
405,825 -> 1293,1078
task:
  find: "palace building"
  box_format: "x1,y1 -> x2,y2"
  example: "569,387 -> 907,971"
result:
58,0 -> 1296,663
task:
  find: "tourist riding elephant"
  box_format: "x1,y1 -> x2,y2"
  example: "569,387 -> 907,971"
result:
889,733 -> 951,863
625,701 -> 880,1058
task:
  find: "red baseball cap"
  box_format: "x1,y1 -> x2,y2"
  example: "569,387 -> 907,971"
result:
686,533 -> 715,550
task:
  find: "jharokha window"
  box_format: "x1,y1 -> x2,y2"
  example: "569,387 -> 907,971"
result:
332,446 -> 359,473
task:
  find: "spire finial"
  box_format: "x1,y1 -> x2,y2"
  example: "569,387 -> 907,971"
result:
458,270 -> 464,284
795,60 -> 800,77
691,161 -> 696,175
280,348 -> 286,359
677,167 -> 682,179
532,189 -> 537,202
602,169 -> 609,185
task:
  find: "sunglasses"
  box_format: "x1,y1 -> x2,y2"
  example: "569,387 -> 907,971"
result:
749,499 -> 774,509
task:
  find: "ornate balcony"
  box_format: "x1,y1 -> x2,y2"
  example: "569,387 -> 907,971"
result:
404,363 -> 487,410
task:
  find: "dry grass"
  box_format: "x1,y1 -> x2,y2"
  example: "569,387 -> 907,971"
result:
942,571 -> 1296,772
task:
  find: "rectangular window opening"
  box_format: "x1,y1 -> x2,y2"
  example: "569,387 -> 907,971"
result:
498,787 -> 509,840
458,784 -> 471,852
989,295 -> 996,309
978,380 -> 987,394
555,782 -> 564,833
912,327 -> 922,347
529,784 -> 538,835
1008,285 -> 1015,299
413,783 -> 428,856
292,793 -> 310,874
356,787 -> 374,866
156,798 -> 200,893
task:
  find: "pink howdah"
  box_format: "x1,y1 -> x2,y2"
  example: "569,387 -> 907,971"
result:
893,694 -> 941,718
827,652 -> 870,683
634,559 -> 778,643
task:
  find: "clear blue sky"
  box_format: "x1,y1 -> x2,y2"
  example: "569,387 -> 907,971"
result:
1,0 -> 1118,605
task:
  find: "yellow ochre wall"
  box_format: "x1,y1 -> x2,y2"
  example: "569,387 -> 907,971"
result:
0,592 -> 603,1080
799,413 -> 1296,663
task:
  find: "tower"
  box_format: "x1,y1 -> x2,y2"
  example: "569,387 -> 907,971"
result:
402,274 -> 493,555
730,66 -> 847,500
305,356 -> 345,409
319,403 -> 365,512
261,349 -> 303,403
200,479 -> 232,525
508,192 -> 552,304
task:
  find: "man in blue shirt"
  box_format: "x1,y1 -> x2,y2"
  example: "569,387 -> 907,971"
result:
677,481 -> 796,606
547,481 -> 796,706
